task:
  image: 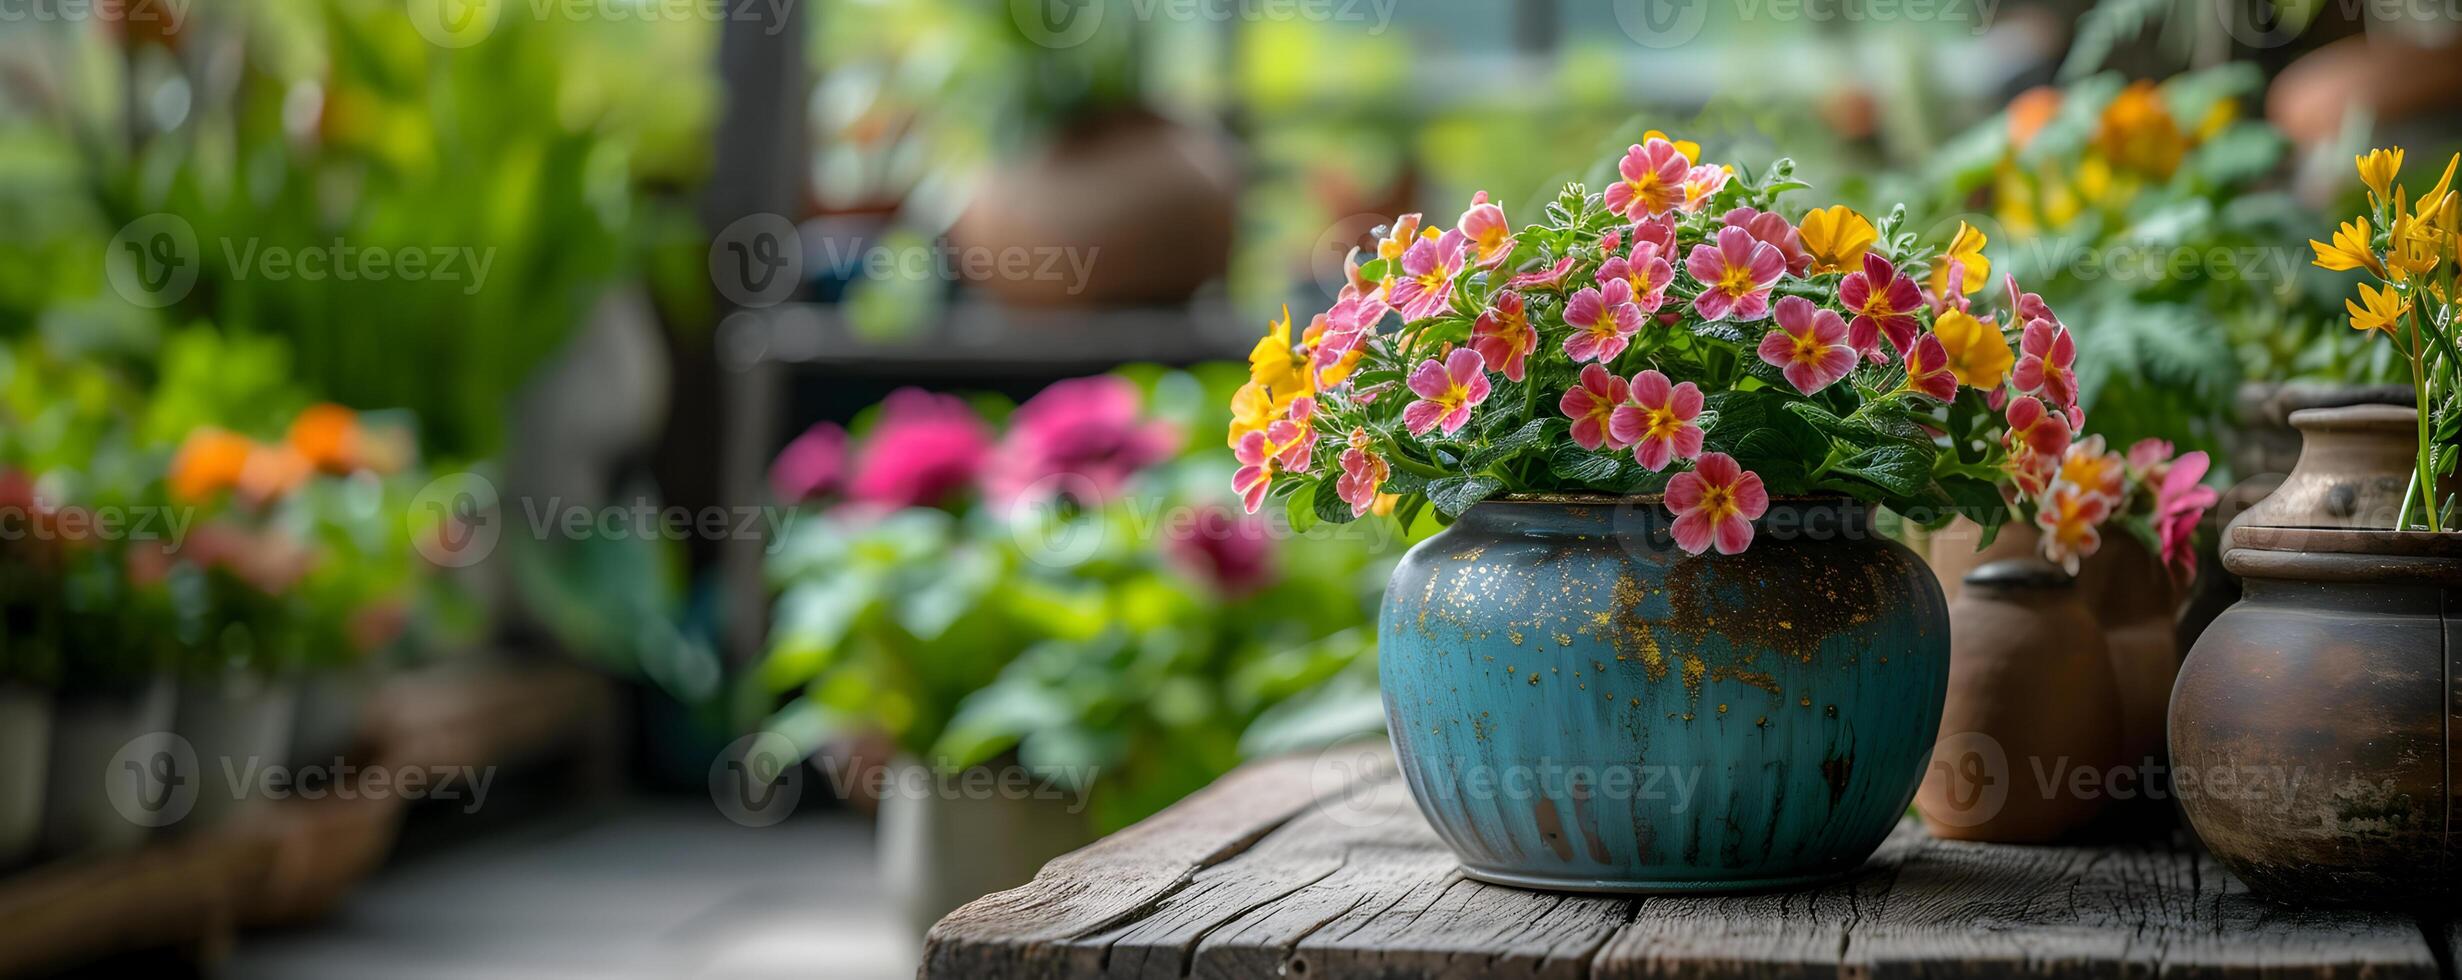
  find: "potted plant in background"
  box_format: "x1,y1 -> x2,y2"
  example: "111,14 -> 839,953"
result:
2171,146 -> 2462,907
760,367 -> 1394,934
1232,132 -> 2087,890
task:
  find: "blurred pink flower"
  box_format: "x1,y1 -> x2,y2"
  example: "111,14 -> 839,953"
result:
988,376 -> 1181,506
770,422 -> 848,503
847,389 -> 992,510
2153,449 -> 2218,586
1168,505 -> 1278,597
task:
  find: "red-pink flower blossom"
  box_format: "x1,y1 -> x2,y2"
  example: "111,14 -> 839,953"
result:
1471,291 -> 1538,382
1559,364 -> 1632,452
1336,427 -> 1390,517
1402,348 -> 1492,437
2012,317 -> 2081,425
988,375 -> 1182,506
1310,288 -> 1390,386
1902,333 -> 1959,402
1506,254 -> 1579,293
1168,504 -> 1278,596
1231,402 -> 1315,514
770,422 -> 846,503
1457,190 -> 1515,269
1563,279 -> 1645,363
847,389 -> 991,510
1679,165 -> 1733,214
1756,296 -> 1858,396
1686,225 -> 1786,322
2036,481 -> 2112,574
2004,394 -> 2074,467
2154,450 -> 2218,586
1604,138 -> 1691,220
1610,369 -> 1705,472
1666,452 -> 1769,556
1838,253 -> 1923,359
1722,207 -> 1813,276
1598,240 -> 1675,314
1631,214 -> 1677,255
1390,229 -> 1470,321
2126,438 -> 2174,482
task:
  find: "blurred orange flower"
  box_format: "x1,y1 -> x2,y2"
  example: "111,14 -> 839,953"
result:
170,428 -> 254,502
288,402 -> 363,474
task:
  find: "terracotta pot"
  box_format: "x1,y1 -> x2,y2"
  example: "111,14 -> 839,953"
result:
1918,560 -> 2124,843
2226,382 -> 2413,482
1923,518 -> 2038,606
2171,525 -> 2460,905
950,110 -> 1238,308
2223,404 -> 2441,549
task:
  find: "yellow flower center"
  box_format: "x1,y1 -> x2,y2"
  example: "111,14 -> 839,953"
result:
1644,407 -> 1683,441
1716,264 -> 1758,297
1790,333 -> 1825,364
1700,484 -> 1739,521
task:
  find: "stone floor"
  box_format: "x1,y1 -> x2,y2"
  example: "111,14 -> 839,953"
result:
228,800 -> 913,979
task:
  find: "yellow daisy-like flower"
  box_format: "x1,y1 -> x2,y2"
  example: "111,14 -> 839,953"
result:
2356,148 -> 2403,205
2309,217 -> 2385,277
1933,308 -> 2014,389
1246,305 -> 1312,397
2346,281 -> 2410,335
1798,205 -> 1877,274
1928,221 -> 1991,297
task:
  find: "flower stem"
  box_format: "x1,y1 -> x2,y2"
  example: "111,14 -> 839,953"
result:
2407,303 -> 2441,532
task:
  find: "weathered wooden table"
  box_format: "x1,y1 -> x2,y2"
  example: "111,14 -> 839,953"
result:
926,743 -> 2455,979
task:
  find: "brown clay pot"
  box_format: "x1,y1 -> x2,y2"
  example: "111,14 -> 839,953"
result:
2170,525 -> 2461,906
2223,404 -> 2440,550
2225,382 -> 2413,484
949,110 -> 1238,308
1918,560 -> 2125,842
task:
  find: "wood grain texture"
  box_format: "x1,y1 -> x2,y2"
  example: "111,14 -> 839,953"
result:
923,743 -> 2453,980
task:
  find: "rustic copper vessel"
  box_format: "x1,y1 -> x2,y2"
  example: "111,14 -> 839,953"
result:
2170,525 -> 2461,906
1918,560 -> 2124,842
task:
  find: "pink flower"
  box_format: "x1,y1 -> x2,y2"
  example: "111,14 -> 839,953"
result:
2012,317 -> 2081,426
1390,229 -> 1470,321
1471,291 -> 1538,382
1457,190 -> 1515,268
1311,288 -> 1390,386
1559,364 -> 1632,451
1402,348 -> 1492,437
2003,395 -> 2073,472
1604,138 -> 1691,220
1610,369 -> 1705,472
1686,225 -> 1786,322
1755,296 -> 1858,396
1336,427 -> 1391,517
1562,279 -> 1645,363
1630,214 -> 1677,255
2036,482 -> 2113,575
2126,438 -> 2175,482
1168,505 -> 1278,596
1722,207 -> 1813,276
1597,240 -> 1675,314
1679,165 -> 1732,214
770,422 -> 846,503
2154,451 -> 2218,586
2005,273 -> 2057,326
988,375 -> 1182,506
1231,403 -> 1315,514
847,389 -> 992,510
1666,452 -> 1769,556
1838,253 -> 1923,359
1506,255 -> 1579,293
1902,333 -> 1959,402
2055,434 -> 2127,502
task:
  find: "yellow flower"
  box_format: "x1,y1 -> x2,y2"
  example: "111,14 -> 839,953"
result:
2389,209 -> 2444,276
2309,216 -> 2385,277
2346,281 -> 2410,335
1246,305 -> 1312,397
2356,148 -> 2403,205
1933,309 -> 2014,389
2094,80 -> 2186,179
1928,221 -> 1990,297
1798,205 -> 1877,274
1227,382 -> 1278,448
1643,129 -> 1701,163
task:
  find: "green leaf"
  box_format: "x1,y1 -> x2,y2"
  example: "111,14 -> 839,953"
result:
1830,442 -> 1934,498
1285,481 -> 1320,534
1546,444 -> 1629,487
1463,419 -> 1550,470
1427,474 -> 1506,517
1313,477 -> 1361,525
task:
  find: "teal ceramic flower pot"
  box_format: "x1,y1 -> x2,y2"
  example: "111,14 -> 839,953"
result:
1380,496 -> 1948,893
